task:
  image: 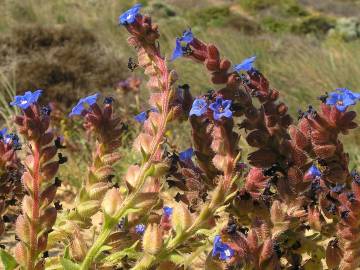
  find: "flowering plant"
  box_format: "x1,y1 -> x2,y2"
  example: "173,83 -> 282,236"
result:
1,3 -> 360,270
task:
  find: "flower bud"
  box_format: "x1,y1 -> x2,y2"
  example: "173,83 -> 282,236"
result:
77,200 -> 100,218
171,203 -> 192,233
101,188 -> 123,217
14,242 -> 28,266
142,224 -> 163,255
88,182 -> 111,200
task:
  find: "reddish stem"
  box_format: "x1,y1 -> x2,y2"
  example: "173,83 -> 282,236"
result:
28,142 -> 40,269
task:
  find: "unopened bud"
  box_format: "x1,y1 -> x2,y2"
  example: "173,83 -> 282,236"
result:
142,224 -> 163,255
171,203 -> 192,233
101,188 -> 123,217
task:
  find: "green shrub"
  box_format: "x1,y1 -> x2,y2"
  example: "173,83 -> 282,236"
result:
261,17 -> 290,33
291,15 -> 335,36
240,0 -> 277,11
188,6 -> 230,28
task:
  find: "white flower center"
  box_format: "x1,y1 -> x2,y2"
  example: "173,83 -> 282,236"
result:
224,249 -> 231,257
21,100 -> 28,105
127,14 -> 132,20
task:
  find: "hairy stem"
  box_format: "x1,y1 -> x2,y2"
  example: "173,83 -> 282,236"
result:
80,58 -> 171,269
28,142 -> 40,270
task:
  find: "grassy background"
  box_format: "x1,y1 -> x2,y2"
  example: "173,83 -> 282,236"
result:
0,0 -> 359,182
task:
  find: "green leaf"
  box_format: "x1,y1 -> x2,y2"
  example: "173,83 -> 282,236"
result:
63,245 -> 70,259
102,241 -> 140,265
0,250 -> 17,270
60,258 -> 80,270
168,252 -> 185,265
94,245 -> 113,261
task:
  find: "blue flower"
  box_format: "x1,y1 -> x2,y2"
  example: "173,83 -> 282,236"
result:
134,108 -> 158,123
0,128 -> 7,140
163,206 -> 173,217
69,93 -> 100,117
326,88 -> 360,112
10,90 -> 42,110
234,56 -> 256,73
212,235 -> 234,261
337,88 -> 360,100
209,97 -> 232,120
189,98 -> 208,117
171,29 -> 194,61
119,3 -> 142,25
134,111 -> 148,123
135,224 -> 146,234
308,165 -> 322,178
4,133 -> 21,150
179,148 -> 194,161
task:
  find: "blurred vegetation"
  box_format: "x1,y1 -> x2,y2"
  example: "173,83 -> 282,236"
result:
0,0 -> 359,186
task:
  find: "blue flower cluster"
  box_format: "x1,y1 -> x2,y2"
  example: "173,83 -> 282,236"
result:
119,3 -> 142,25
212,235 -> 234,261
0,128 -> 21,150
69,93 -> 100,117
10,90 -> 42,110
189,97 -> 232,121
171,29 -> 194,61
326,88 -> 360,112
135,224 -> 146,235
